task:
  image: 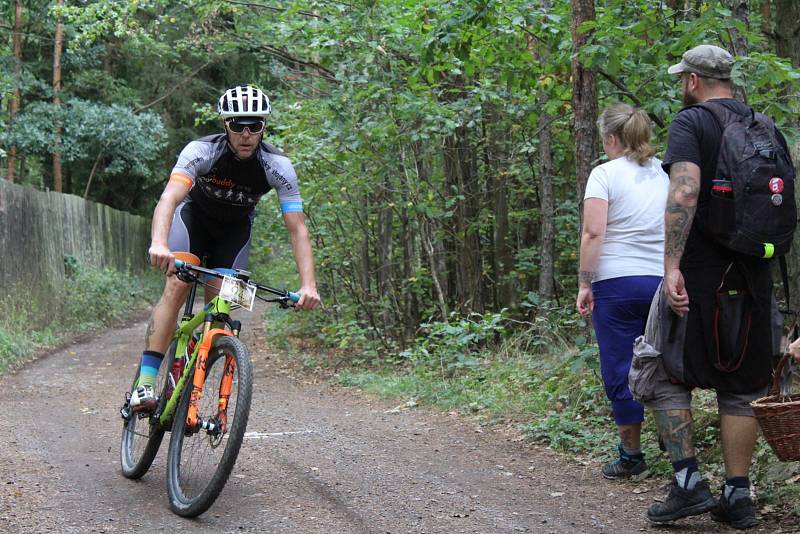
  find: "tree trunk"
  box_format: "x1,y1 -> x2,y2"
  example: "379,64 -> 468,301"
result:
482,109 -> 513,310
52,0 -> 65,192
377,174 -> 394,330
6,0 -> 23,182
528,3 -> 556,301
400,207 -> 418,344
492,171 -> 512,308
444,130 -> 484,314
720,0 -> 749,102
360,196 -> 371,298
775,0 -> 800,67
760,0 -> 771,39
537,109 -> 556,301
423,216 -> 449,320
570,0 -> 598,209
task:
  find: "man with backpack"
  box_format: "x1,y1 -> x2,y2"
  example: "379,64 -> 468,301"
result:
640,45 -> 795,529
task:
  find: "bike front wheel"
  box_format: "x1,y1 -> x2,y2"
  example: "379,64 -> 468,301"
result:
166,335 -> 252,517
120,339 -> 176,479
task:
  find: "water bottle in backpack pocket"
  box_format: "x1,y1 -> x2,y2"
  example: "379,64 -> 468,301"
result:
708,179 -> 735,235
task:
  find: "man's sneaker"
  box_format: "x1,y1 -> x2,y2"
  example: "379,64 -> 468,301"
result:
602,456 -> 650,481
647,479 -> 716,524
602,444 -> 650,481
711,492 -> 759,529
130,384 -> 157,413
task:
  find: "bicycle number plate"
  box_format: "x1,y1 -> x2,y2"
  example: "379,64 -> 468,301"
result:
220,276 -> 256,311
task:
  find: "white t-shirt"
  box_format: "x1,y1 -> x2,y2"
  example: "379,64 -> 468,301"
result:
583,156 -> 669,282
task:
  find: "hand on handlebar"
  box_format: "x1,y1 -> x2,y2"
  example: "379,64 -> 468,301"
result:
148,243 -> 175,275
294,286 -> 321,311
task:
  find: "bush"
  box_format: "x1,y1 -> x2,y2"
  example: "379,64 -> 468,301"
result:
0,257 -> 162,373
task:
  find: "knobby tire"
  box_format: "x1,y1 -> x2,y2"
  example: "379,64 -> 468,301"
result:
119,339 -> 176,479
166,335 -> 252,517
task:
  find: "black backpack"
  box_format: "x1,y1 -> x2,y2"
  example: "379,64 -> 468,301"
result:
695,101 -> 796,259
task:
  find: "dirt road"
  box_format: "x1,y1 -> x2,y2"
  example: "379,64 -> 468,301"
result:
0,311 -> 792,533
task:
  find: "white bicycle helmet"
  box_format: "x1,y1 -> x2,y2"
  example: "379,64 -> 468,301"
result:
217,85 -> 271,118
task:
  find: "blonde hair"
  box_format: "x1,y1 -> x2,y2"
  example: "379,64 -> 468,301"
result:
597,103 -> 655,166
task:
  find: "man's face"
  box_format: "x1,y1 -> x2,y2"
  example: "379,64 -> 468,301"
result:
681,73 -> 699,106
225,117 -> 265,160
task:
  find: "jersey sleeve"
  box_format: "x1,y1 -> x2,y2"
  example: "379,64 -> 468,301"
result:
170,140 -> 216,188
266,156 -> 303,213
584,165 -> 609,201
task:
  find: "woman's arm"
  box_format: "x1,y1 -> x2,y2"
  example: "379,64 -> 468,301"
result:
576,198 -> 609,316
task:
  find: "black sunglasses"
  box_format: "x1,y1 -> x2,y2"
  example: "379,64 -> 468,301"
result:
226,119 -> 265,134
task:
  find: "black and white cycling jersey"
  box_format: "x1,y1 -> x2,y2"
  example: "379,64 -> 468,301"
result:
169,134 -> 303,222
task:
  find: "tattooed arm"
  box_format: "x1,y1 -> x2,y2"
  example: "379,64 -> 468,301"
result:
663,161 -> 701,316
576,198 -> 608,316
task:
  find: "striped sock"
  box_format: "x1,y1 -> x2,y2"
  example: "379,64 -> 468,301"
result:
136,351 -> 164,388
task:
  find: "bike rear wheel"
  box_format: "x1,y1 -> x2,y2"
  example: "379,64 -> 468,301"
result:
119,340 -> 175,479
166,335 -> 252,517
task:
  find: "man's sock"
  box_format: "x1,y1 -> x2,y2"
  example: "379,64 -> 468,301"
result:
136,351 -> 164,388
723,476 -> 750,504
673,457 -> 700,490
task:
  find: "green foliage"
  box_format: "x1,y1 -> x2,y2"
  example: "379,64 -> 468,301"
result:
4,98 -> 166,172
392,315 -> 491,373
0,257 -> 162,373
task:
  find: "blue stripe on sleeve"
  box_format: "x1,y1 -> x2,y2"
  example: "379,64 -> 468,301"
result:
280,201 -> 304,213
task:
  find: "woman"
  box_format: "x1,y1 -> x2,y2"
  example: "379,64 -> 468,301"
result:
576,103 -> 668,481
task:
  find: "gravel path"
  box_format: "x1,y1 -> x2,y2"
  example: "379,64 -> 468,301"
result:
0,310 -> 793,533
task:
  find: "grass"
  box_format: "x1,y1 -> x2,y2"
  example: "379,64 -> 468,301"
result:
0,259 -> 163,374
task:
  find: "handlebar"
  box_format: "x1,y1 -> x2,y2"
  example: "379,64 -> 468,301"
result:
174,259 -> 300,304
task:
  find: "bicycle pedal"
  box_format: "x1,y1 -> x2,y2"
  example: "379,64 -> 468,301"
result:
120,392 -> 133,419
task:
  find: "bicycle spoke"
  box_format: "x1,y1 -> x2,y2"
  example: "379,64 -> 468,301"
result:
167,336 -> 252,517
176,353 -> 240,500
119,340 -> 174,479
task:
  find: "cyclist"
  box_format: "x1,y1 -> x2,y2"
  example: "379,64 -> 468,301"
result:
130,85 -> 321,412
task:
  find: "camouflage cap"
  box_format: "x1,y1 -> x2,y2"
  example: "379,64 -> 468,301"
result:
667,44 -> 734,79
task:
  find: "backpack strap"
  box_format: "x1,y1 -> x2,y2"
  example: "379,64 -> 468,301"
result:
688,101 -> 754,130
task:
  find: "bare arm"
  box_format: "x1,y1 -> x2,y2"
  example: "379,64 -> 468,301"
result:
148,179 -> 189,273
663,161 -> 701,315
283,211 -> 321,310
576,198 -> 608,316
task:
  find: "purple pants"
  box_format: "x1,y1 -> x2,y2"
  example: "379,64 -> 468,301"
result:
592,275 -> 661,425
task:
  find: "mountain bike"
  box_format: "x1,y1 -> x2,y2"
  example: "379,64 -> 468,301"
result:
119,255 -> 298,517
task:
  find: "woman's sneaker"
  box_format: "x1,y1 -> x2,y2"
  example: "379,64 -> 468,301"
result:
130,384 -> 157,413
602,444 -> 650,481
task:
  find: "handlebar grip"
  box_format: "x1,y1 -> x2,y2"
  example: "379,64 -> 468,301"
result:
175,259 -> 185,269
288,291 -> 301,303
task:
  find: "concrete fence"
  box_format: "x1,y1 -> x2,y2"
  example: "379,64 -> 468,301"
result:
0,180 -> 150,301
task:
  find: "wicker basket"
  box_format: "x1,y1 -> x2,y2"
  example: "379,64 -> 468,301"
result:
751,352 -> 800,461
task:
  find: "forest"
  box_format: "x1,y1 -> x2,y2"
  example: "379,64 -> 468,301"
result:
3,0 -> 800,349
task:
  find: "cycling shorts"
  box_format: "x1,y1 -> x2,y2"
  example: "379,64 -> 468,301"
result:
167,200 -> 253,270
